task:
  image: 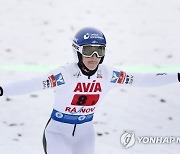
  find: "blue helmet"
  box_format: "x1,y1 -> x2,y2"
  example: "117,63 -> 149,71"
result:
73,27 -> 106,46
72,27 -> 106,64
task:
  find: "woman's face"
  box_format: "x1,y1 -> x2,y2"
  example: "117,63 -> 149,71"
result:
82,54 -> 101,70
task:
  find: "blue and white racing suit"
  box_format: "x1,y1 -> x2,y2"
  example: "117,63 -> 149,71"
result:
1,62 -> 179,154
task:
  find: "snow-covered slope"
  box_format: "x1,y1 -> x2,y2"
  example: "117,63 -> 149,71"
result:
0,0 -> 180,154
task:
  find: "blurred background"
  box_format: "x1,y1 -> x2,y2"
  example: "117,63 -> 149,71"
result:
0,0 -> 180,153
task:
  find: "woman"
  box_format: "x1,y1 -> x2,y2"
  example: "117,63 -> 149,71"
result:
0,27 -> 180,154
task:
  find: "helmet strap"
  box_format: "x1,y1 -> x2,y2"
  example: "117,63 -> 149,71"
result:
99,56 -> 104,64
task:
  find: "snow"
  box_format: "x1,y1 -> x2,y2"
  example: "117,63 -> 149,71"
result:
0,0 -> 180,153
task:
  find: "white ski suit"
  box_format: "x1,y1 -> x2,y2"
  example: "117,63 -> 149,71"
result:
0,62 -> 179,154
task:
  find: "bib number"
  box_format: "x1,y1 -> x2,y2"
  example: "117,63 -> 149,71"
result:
71,94 -> 99,106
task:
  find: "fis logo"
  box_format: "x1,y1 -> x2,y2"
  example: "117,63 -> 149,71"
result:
48,73 -> 65,87
111,71 -> 126,84
97,70 -> 102,78
111,71 -> 134,84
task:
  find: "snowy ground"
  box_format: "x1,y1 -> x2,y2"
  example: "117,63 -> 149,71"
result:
0,0 -> 180,154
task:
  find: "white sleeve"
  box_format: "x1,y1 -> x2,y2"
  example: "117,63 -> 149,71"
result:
1,65 -> 69,96
1,77 -> 45,96
131,73 -> 179,87
106,66 -> 179,88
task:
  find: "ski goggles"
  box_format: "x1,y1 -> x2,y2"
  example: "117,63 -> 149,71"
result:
81,45 -> 105,58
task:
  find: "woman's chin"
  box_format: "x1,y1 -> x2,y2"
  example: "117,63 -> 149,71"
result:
86,64 -> 98,71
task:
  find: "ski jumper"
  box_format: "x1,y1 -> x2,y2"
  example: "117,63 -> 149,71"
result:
1,62 -> 179,154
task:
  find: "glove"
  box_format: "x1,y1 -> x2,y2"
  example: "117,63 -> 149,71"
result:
0,86 -> 3,96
